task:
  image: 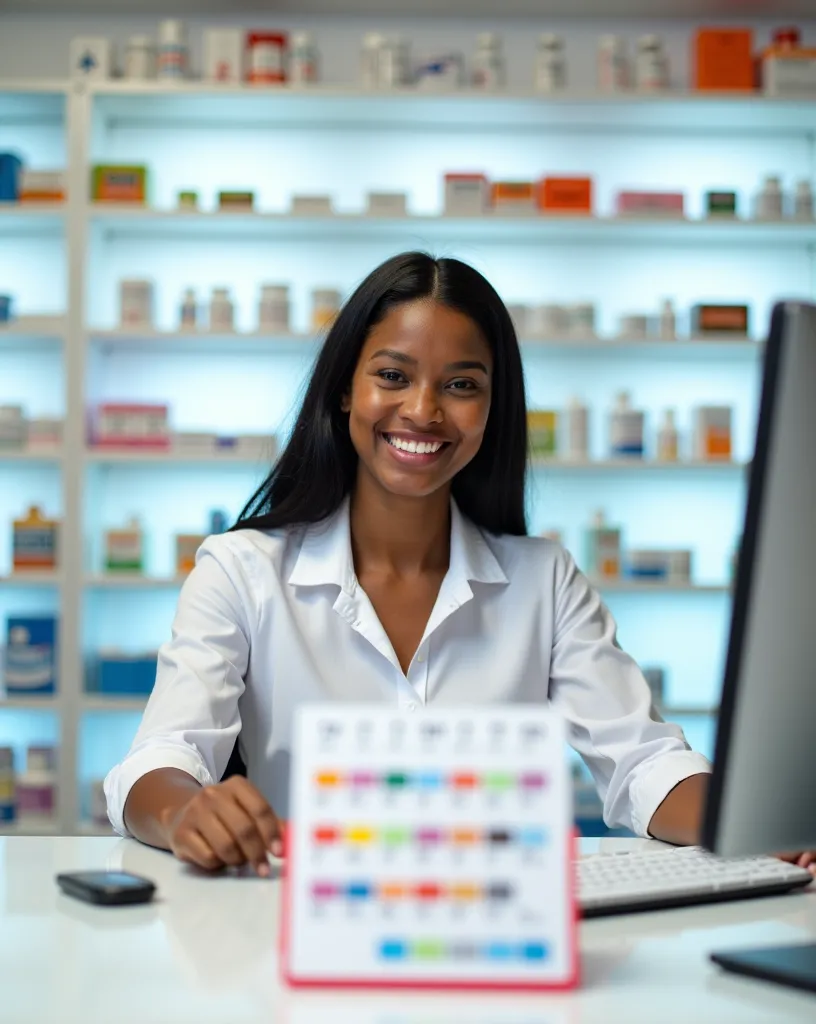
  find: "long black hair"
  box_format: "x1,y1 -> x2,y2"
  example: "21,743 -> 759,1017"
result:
234,251 -> 528,536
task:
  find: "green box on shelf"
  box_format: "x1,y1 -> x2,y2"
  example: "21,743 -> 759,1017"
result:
91,164 -> 148,203
705,190 -> 738,217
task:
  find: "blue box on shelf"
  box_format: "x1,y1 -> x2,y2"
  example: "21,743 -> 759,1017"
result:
97,651 -> 158,696
0,153 -> 23,202
3,616 -> 57,695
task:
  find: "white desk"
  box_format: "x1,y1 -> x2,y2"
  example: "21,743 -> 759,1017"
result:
0,836 -> 813,1024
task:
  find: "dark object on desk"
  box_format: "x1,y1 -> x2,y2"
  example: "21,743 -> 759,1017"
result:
56,870 -> 155,906
711,943 -> 816,996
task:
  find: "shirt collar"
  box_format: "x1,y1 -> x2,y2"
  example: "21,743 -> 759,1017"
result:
288,497 -> 508,594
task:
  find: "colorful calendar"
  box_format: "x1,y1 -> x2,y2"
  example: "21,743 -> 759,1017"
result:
282,705 -> 577,990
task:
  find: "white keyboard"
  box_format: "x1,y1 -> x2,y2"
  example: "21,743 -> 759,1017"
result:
579,845 -> 813,918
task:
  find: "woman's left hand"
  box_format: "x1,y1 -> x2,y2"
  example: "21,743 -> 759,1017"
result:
776,850 -> 816,875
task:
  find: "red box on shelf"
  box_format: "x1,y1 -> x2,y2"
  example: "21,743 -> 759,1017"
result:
90,403 -> 170,449
616,191 -> 685,217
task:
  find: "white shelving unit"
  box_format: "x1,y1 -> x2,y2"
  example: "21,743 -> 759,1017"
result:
2,75 -> 814,835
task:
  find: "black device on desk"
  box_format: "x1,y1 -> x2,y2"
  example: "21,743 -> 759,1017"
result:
56,871 -> 155,906
701,301 -> 816,994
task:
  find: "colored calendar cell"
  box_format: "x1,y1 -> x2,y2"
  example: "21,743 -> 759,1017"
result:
315,771 -> 343,788
416,828 -> 444,845
382,826 -> 411,846
414,940 -> 446,960
380,883 -> 409,900
417,770 -> 444,789
451,827 -> 480,846
415,883 -> 443,901
450,883 -> 481,902
380,940 -> 408,960
520,772 -> 547,790
347,826 -> 376,845
451,772 -> 479,789
484,771 -> 515,791
313,826 -> 341,845
351,771 -> 377,787
347,882 -> 373,900
385,772 -> 410,788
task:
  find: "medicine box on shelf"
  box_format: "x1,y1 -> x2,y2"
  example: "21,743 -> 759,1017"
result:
91,165 -> 148,204
12,507 -> 60,572
3,616 -> 58,696
96,651 -> 158,696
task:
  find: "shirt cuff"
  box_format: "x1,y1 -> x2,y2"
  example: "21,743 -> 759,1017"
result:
628,751 -> 712,838
104,744 -> 216,838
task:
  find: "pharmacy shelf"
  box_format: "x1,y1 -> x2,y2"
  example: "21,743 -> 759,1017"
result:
523,337 -> 763,361
0,696 -> 61,711
87,328 -> 321,357
87,206 -> 816,245
591,580 -> 731,594
85,447 -> 271,466
662,706 -> 719,718
0,447 -> 63,464
87,329 -> 763,362
0,203 -> 66,237
531,458 -> 747,473
84,574 -> 186,590
0,81 -> 67,122
88,83 -> 816,134
0,572 -> 63,588
82,695 -> 148,712
0,320 -> 67,352
0,820 -> 60,836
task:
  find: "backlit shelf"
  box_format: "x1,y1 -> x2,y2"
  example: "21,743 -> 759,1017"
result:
0,203 -> 66,237
84,574 -> 186,589
87,328 -> 321,357
593,580 -> 731,594
85,447 -> 271,466
0,696 -> 60,711
0,572 -> 62,588
87,206 -> 816,245
82,695 -> 149,712
0,319 -> 67,351
86,329 -> 762,362
531,459 -> 747,473
0,447 -> 63,464
87,83 -> 816,134
662,706 -> 719,717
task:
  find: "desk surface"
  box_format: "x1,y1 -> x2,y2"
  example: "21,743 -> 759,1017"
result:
0,836 -> 814,1024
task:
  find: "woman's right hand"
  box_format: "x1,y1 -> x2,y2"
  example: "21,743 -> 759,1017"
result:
162,776 -> 284,876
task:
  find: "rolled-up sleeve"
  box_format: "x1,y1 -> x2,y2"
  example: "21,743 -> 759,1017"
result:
547,548 -> 711,837
103,539 -> 253,837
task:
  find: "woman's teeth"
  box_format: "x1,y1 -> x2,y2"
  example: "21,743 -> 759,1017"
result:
385,435 -> 444,455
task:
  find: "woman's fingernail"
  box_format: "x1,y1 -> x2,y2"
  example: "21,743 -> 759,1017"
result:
271,839 -> 283,858
256,861 -> 270,878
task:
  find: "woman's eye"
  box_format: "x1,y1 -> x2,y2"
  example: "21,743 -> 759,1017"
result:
448,379 -> 477,391
377,370 -> 405,383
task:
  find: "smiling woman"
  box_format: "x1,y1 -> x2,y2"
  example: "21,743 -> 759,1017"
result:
107,251 -> 725,877
235,251 -> 528,535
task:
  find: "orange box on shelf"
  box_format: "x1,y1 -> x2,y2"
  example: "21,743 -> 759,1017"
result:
538,176 -> 593,214
491,181 -> 536,212
693,28 -> 754,91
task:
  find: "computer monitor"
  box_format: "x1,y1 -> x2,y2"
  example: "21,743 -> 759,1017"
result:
702,300 -> 816,994
703,300 -> 816,857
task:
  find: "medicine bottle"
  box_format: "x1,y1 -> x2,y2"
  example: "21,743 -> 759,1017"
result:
793,180 -> 814,220
659,299 -> 677,341
259,283 -> 291,333
16,745 -> 57,824
472,32 -> 505,90
755,175 -> 784,220
360,32 -> 384,88
312,288 -> 342,330
598,35 -> 629,92
534,34 -> 566,92
157,20 -> 188,80
0,747 -> 14,824
179,288 -> 197,330
564,397 -> 590,461
379,37 -> 410,86
209,287 -> 235,331
634,35 -> 668,91
124,36 -> 157,80
290,32 -> 319,83
657,409 -> 680,462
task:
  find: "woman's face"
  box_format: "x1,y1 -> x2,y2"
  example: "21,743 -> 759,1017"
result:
342,299 -> 493,500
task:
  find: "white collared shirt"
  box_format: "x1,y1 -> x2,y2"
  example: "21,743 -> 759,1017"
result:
104,500 -> 711,838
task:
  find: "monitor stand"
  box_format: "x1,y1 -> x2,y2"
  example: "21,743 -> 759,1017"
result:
711,942 -> 816,996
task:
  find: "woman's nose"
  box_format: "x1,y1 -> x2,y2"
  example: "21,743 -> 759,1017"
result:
401,383 -> 442,425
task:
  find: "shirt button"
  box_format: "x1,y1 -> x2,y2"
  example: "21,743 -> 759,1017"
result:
416,653 -> 425,664
406,702 -> 418,712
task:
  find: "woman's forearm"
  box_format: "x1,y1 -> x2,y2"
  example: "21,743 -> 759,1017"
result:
647,772 -> 710,846
123,767 -> 203,850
